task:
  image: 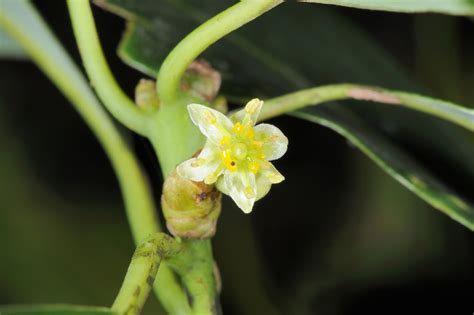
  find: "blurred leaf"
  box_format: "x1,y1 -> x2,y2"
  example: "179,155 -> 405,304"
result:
414,15 -> 465,102
0,113 -> 130,307
0,305 -> 117,315
97,1 -> 474,228
299,0 -> 474,16
0,28 -> 27,59
284,152 -> 446,314
294,105 -> 474,229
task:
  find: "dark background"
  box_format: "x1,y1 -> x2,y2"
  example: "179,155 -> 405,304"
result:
0,1 -> 473,314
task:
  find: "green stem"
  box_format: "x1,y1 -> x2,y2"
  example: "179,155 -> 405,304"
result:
112,233 -> 182,315
150,96 -> 205,176
152,2 -> 286,313
67,0 -> 150,136
156,0 -> 283,105
151,0 -> 283,174
259,83 -> 474,131
169,240 -> 218,315
1,2 -> 191,314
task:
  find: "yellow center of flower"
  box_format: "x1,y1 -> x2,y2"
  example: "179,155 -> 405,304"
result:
220,122 -> 265,173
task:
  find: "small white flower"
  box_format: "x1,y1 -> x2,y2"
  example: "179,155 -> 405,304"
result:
177,99 -> 288,213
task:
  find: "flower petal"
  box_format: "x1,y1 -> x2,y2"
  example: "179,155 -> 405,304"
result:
188,104 -> 233,144
260,161 -> 285,184
216,173 -> 271,201
176,144 -> 221,182
255,123 -> 288,161
229,98 -> 263,126
242,98 -> 263,126
255,174 -> 272,200
223,170 -> 257,213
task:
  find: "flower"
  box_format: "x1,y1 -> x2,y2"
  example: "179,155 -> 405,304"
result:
177,99 -> 288,213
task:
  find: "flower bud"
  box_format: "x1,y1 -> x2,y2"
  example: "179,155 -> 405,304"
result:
162,169 -> 222,239
181,60 -> 221,102
135,79 -> 160,110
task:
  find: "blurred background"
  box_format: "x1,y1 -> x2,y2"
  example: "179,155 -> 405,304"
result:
0,1 -> 473,314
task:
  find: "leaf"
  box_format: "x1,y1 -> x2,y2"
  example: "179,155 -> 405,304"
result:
0,305 -> 117,315
0,28 -> 27,59
96,0 -> 474,229
294,105 -> 474,230
299,0 -> 474,16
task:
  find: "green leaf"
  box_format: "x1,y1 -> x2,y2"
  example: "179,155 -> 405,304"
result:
0,28 -> 27,59
294,105 -> 474,230
298,0 -> 474,16
96,0 -> 474,229
0,305 -> 117,315
260,84 -> 474,228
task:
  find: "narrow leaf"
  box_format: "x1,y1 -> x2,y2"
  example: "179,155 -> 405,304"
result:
299,0 -> 474,16
294,105 -> 474,230
0,304 -> 117,315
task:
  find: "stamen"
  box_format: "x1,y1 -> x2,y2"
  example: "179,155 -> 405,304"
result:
220,136 -> 230,146
222,151 -> 237,171
246,128 -> 255,138
252,140 -> 263,149
248,161 -> 260,173
233,122 -> 243,133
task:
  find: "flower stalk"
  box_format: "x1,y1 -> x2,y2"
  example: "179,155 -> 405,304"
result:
67,0 -> 150,135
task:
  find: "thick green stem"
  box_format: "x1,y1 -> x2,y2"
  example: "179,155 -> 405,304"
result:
67,0 -> 149,135
156,0 -> 283,105
259,83 -> 474,131
112,233 -> 182,315
1,2 -> 191,314
150,95 -> 206,177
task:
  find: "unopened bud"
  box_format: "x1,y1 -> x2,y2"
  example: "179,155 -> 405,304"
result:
181,60 -> 221,102
162,169 -> 222,239
135,79 -> 160,110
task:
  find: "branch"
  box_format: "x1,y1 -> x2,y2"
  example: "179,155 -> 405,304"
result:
112,233 -> 182,315
156,0 -> 283,105
259,83 -> 474,131
67,0 -> 150,135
